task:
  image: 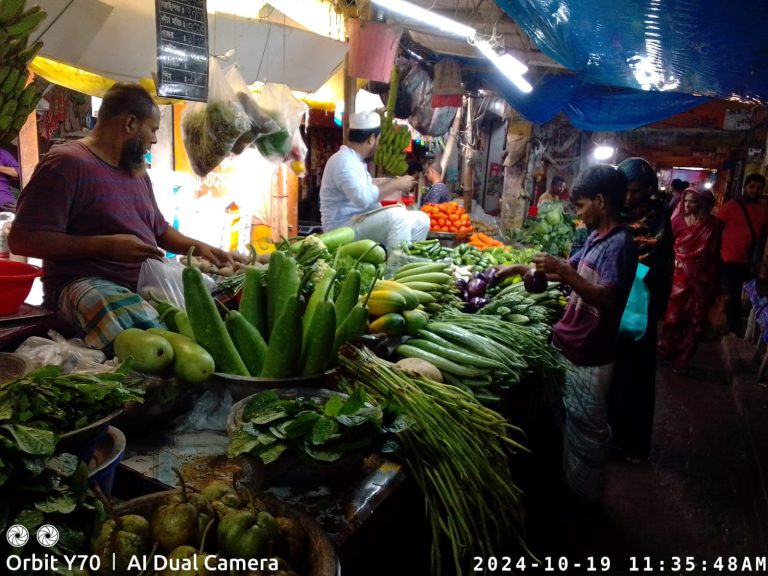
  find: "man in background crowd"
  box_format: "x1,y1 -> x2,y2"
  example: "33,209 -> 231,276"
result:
716,172 -> 768,335
421,162 -> 451,205
538,175 -> 568,206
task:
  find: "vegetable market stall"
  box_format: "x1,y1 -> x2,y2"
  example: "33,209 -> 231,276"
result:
1,224 -> 571,576
116,404 -> 406,548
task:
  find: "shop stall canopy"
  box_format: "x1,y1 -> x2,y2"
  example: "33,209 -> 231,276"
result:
29,0 -> 348,95
486,0 -> 768,129
496,0 -> 767,104
393,0 -> 765,130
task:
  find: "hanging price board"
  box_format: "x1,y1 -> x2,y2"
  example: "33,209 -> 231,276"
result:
155,0 -> 209,101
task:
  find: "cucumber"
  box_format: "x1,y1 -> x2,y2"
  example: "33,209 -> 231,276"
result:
395,344 -> 491,378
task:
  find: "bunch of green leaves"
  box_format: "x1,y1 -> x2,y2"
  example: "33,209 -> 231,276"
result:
0,365 -> 142,486
0,453 -> 107,576
508,202 -> 576,257
0,365 -> 142,432
228,388 -> 408,464
333,253 -> 381,297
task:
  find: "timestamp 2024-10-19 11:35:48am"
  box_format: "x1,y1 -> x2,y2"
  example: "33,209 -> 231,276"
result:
472,555 -> 768,574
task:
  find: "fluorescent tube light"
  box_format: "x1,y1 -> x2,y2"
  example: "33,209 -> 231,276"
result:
475,40 -> 527,75
371,0 -> 476,38
474,40 -> 532,93
504,73 -> 533,94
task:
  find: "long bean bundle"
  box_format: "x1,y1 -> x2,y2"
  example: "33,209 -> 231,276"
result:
339,346 -> 533,575
439,310 -> 568,388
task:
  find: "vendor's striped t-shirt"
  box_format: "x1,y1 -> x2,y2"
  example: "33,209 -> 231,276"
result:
553,226 -> 637,367
13,141 -> 168,309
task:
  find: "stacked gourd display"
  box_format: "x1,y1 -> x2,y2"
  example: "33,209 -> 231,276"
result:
116,248 -> 372,380
0,0 -> 46,144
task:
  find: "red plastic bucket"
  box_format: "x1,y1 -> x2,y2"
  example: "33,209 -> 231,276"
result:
347,19 -> 403,82
0,260 -> 42,315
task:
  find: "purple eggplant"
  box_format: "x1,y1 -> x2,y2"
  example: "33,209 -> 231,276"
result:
484,267 -> 499,287
467,277 -> 487,299
456,278 -> 468,300
466,296 -> 488,312
523,269 -> 548,294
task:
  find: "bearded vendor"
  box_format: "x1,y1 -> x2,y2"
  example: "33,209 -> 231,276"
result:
320,111 -> 430,248
8,83 -> 232,351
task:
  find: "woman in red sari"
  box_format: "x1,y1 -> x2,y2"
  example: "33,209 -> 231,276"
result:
658,188 -> 719,372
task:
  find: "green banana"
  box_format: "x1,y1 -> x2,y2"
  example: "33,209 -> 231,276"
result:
0,0 -> 26,26
4,37 -> 26,61
0,114 -> 11,133
11,110 -> 28,131
1,67 -> 19,94
19,82 -> 38,108
0,65 -> 11,89
13,68 -> 27,94
5,6 -> 47,38
0,98 -> 18,119
13,40 -> 43,66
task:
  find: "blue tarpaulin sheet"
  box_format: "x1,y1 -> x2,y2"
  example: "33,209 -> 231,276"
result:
495,0 -> 768,104
483,72 -> 708,130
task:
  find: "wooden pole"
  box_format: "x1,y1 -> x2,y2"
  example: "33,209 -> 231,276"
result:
440,102 -> 463,176
18,72 -> 39,189
343,53 -> 356,145
461,96 -> 474,214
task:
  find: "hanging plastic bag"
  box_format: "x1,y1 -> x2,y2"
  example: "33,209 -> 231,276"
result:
619,263 -> 650,340
287,129 -> 308,176
182,58 -> 251,177
225,64 -> 282,154
254,83 -> 308,161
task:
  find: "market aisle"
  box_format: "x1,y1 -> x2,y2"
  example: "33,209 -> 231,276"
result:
527,340 -> 765,574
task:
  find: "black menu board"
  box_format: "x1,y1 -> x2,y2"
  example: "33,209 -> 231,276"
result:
155,0 -> 209,101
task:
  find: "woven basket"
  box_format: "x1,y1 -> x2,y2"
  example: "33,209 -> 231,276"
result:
113,490 -> 339,576
0,352 -> 34,384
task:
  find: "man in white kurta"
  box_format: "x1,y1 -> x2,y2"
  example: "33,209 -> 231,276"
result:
319,111 -> 430,248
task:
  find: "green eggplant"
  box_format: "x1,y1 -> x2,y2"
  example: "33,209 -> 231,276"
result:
217,509 -> 278,559
92,514 -> 151,575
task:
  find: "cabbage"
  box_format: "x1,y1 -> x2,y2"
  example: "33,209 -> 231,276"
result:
544,208 -> 563,226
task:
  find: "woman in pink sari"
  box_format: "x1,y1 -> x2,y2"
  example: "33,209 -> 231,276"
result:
658,188 -> 720,372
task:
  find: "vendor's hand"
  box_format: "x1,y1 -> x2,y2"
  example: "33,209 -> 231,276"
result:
494,264 -> 531,280
194,244 -> 234,268
533,252 -> 566,276
104,234 -> 164,262
395,175 -> 415,192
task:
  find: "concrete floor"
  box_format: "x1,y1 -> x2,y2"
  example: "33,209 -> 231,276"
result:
526,339 -> 768,575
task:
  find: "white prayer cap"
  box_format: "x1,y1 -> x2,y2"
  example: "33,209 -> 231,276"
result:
349,111 -> 380,130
